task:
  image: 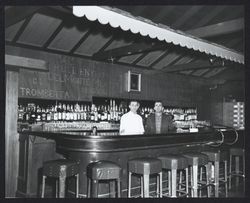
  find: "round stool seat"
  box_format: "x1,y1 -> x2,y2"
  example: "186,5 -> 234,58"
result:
87,161 -> 121,180
128,157 -> 162,175
158,154 -> 188,170
183,152 -> 209,166
230,148 -> 244,156
43,159 -> 79,178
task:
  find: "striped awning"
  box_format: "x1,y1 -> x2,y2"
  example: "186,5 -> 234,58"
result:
73,6 -> 244,64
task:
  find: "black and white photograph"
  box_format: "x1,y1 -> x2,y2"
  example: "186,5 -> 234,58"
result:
3,3 -> 247,199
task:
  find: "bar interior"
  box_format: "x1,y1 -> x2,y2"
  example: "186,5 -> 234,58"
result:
5,5 -> 245,198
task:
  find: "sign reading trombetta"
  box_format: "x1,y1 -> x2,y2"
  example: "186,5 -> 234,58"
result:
18,55 -> 110,101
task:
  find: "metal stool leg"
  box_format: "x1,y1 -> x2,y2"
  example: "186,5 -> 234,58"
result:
235,156 -> 240,187
171,169 -> 177,197
214,160 -> 220,197
128,172 -> 132,198
117,178 -> 121,198
140,176 -> 144,197
91,180 -> 99,198
76,174 -> 79,198
55,179 -> 58,198
185,168 -> 189,196
199,166 -> 203,197
224,161 -> 228,197
168,170 -> 171,196
179,170 -> 183,192
193,164 -> 198,197
243,152 -> 245,177
190,166 -> 194,197
59,176 -> 66,198
143,174 -> 150,198
41,175 -> 46,198
87,178 -> 91,198
156,174 -> 159,197
206,163 -> 211,197
229,154 -> 232,189
159,172 -> 163,198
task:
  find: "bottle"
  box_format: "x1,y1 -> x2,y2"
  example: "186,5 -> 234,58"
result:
90,105 -> 95,122
23,106 -> 30,123
46,107 -> 51,122
73,104 -> 78,121
94,107 -> 98,122
41,108 -> 47,122
70,105 -> 74,121
86,105 -> 90,121
30,105 -> 37,124
107,105 -> 111,122
53,104 -> 58,122
66,104 -> 70,121
62,104 -> 66,121
35,105 -> 41,123
18,104 -> 24,122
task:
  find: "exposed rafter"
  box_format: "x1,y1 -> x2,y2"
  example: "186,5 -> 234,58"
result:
5,6 -> 42,28
161,60 -> 237,73
187,18 -> 244,38
5,54 -> 47,71
92,42 -> 165,61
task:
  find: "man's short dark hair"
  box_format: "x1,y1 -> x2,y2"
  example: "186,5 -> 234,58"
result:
154,100 -> 163,105
129,100 -> 140,105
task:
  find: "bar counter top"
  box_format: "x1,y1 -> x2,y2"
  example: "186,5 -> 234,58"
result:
20,129 -> 225,153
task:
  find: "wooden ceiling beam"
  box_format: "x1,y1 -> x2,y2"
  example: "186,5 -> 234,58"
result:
187,18 -> 244,38
5,6 -> 42,28
92,42 -> 166,61
5,54 -> 47,71
161,60 -> 233,73
171,6 -> 204,29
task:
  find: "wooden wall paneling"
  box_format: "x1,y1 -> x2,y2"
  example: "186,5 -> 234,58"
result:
5,68 -> 19,197
6,45 -> 210,109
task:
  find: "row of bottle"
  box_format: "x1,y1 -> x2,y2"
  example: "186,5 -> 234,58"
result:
17,102 -> 198,124
18,103 -> 125,124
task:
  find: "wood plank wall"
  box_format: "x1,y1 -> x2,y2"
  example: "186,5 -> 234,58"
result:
6,45 -> 208,108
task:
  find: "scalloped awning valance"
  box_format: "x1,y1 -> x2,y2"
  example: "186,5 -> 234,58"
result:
73,6 -> 244,64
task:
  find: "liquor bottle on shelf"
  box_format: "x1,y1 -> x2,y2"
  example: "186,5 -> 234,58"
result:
94,106 -> 98,122
41,108 -> 47,122
46,107 -> 51,122
30,105 -> 37,124
23,106 -> 30,123
53,105 -> 58,122
18,105 -> 24,122
107,105 -> 111,122
62,104 -> 66,121
35,105 -> 41,123
57,103 -> 62,121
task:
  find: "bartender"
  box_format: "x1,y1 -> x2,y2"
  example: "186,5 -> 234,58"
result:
145,101 -> 176,134
119,100 -> 144,135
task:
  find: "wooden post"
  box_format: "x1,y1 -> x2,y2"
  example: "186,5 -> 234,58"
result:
5,54 -> 47,197
5,68 -> 19,197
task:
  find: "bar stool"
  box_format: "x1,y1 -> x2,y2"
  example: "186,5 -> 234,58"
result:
158,154 -> 189,197
128,157 -> 162,198
86,161 -> 121,198
182,152 -> 210,197
229,147 -> 245,189
201,148 -> 229,197
201,149 -> 220,197
41,159 -> 80,198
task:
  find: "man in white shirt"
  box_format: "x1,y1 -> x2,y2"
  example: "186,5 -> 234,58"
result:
119,100 -> 145,135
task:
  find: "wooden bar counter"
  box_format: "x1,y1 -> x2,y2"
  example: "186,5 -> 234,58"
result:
17,128 -> 243,197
